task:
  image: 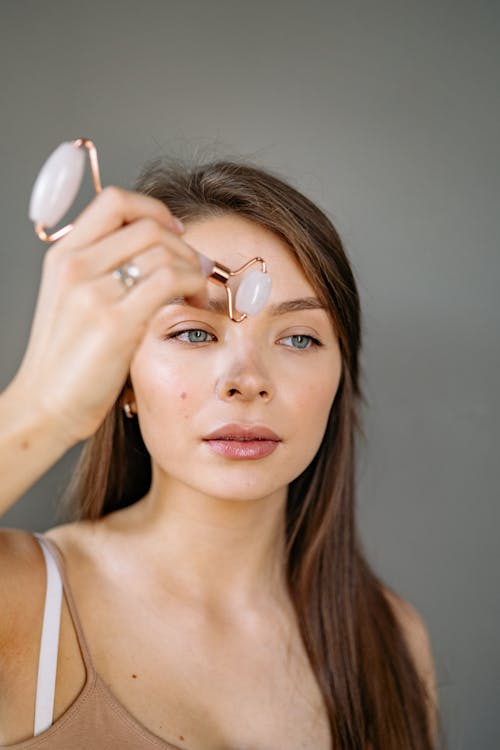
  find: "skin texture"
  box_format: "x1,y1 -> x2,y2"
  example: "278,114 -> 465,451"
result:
0,187 -> 196,511
115,213 -> 343,610
0,201 -> 438,749
0,212 -> 341,749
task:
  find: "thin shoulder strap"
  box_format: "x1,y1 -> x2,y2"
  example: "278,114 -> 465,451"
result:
32,532 -> 63,735
32,533 -> 96,734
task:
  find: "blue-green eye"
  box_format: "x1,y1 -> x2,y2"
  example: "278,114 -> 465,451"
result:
280,334 -> 320,350
170,329 -> 215,343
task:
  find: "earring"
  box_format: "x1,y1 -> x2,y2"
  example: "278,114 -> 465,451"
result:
123,402 -> 135,419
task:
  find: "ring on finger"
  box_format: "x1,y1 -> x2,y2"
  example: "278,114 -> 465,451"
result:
112,262 -> 141,290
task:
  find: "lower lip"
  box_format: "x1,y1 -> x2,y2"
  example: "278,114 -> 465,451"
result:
203,439 -> 280,459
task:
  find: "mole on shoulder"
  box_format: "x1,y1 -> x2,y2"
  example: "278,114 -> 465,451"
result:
131,674 -> 137,678
178,737 -> 185,742
180,392 -> 187,400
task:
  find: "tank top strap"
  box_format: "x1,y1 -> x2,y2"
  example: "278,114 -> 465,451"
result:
33,532 -> 96,678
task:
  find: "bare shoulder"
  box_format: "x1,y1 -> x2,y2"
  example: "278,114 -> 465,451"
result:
0,520 -> 91,646
382,585 -> 437,677
0,527 -> 45,641
0,527 -> 46,693
42,518 -> 95,548
382,585 -> 439,741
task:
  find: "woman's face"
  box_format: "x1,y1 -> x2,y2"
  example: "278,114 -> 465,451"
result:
129,214 -> 343,502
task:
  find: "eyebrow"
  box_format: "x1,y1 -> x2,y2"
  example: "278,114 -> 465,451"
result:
163,296 -> 327,316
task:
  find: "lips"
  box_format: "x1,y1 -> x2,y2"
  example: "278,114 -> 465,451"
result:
204,439 -> 278,459
202,423 -> 281,441
202,423 -> 281,460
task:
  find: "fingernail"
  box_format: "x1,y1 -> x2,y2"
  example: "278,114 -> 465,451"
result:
173,217 -> 185,233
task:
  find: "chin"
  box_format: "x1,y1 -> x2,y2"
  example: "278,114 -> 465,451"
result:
188,478 -> 288,504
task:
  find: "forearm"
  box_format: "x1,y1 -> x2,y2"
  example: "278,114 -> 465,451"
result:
0,379 -> 76,518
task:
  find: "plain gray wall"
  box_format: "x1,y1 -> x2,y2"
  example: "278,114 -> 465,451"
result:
1,1 -> 498,747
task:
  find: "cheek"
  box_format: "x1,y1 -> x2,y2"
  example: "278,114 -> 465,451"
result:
290,368 -> 341,439
293,376 -> 338,412
297,384 -> 330,430
139,381 -> 199,424
130,347 -> 206,425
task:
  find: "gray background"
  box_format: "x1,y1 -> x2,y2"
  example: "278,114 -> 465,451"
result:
1,1 -> 498,747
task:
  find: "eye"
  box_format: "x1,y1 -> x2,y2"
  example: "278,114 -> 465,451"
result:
166,328 -> 216,344
279,334 -> 321,350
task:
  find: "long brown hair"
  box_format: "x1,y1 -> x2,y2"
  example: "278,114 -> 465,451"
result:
59,154 -> 446,749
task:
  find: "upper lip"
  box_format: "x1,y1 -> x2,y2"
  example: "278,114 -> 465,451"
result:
203,423 -> 281,441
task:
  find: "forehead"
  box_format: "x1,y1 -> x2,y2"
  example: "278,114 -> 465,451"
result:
183,214 -> 316,296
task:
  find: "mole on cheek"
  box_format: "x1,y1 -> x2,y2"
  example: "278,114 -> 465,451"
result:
180,392 -> 187,400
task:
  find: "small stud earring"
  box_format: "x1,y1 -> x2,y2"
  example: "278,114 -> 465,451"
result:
123,402 -> 135,419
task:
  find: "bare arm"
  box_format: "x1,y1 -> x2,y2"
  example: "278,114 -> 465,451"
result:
0,378 -> 76,517
0,186 -> 208,519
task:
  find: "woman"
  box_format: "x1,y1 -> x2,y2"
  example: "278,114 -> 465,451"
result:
0,156 -> 443,749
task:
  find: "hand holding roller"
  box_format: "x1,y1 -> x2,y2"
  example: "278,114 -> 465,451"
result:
29,139 -> 272,321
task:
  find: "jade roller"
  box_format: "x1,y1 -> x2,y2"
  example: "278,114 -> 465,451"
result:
29,138 -> 272,322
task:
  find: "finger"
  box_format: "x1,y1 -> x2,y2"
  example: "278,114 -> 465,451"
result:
184,287 -> 210,310
116,265 -> 209,326
86,253 -> 197,303
54,186 -> 185,252
123,254 -> 210,311
78,218 -> 202,277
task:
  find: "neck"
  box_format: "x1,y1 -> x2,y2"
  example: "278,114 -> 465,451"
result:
107,474 -> 290,614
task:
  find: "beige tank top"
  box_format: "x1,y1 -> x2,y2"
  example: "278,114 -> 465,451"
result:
2,533 -> 186,749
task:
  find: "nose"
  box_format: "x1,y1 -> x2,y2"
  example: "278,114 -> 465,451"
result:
215,346 -> 274,403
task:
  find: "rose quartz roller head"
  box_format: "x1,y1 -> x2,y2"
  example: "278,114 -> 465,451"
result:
29,139 -> 272,321
29,139 -> 102,242
195,253 -> 272,322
